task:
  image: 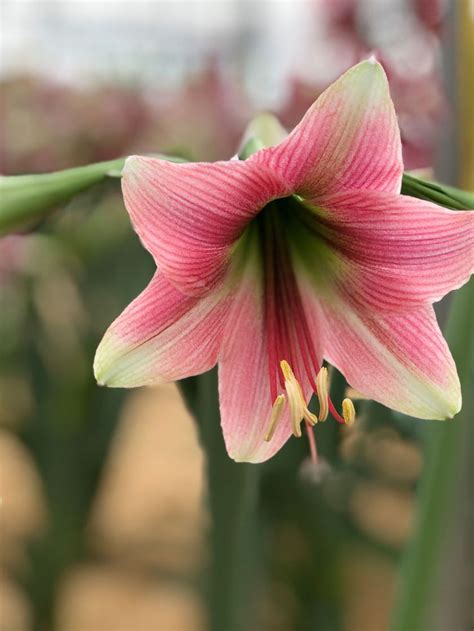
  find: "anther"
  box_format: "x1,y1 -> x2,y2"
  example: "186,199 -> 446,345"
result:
264,394 -> 286,442
303,408 -> 318,426
315,366 -> 329,421
280,359 -> 317,437
342,398 -> 356,425
286,380 -> 303,437
280,360 -> 293,381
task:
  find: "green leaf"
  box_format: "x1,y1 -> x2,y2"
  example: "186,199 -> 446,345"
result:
401,173 -> 474,210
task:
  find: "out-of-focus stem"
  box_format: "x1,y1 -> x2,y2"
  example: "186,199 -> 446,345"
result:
390,279 -> 474,631
0,154 -> 185,235
179,370 -> 261,631
0,159 -> 126,235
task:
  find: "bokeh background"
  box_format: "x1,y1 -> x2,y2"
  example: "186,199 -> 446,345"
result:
1,1 -> 472,630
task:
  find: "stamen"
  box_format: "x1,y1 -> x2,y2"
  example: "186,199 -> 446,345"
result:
280,360 -> 317,437
303,408 -> 318,426
315,366 -> 329,421
264,394 -> 286,442
280,359 -> 294,382
342,398 -> 356,425
286,380 -> 303,437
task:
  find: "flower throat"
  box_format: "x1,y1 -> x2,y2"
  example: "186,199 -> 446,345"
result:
255,199 -> 355,458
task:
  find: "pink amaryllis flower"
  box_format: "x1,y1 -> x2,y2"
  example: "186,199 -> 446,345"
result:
94,60 -> 473,463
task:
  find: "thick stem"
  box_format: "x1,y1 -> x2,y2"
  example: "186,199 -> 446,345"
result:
180,370 -> 261,631
0,154 -> 185,235
0,159 -> 126,235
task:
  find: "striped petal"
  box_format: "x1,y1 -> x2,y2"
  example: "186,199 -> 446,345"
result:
320,301 -> 461,420
122,156 -> 288,295
251,59 -> 402,196
218,248 -> 316,463
218,275 -> 291,463
94,272 -> 232,387
312,190 -> 474,312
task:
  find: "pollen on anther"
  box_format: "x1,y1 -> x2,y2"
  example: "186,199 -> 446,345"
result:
264,394 -> 286,442
280,359 -> 293,381
342,398 -> 356,425
303,408 -> 318,426
315,366 -> 329,422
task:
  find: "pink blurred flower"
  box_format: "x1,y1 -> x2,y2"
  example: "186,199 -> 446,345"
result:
145,61 -> 251,162
0,76 -> 151,174
295,0 -> 447,169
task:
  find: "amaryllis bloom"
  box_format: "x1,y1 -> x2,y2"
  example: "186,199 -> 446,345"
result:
94,60 -> 474,463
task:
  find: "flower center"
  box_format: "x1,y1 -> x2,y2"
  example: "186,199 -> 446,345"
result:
256,199 -> 321,401
255,199 -> 355,450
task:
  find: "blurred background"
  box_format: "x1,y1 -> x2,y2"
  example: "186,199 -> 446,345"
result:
0,1 -> 472,630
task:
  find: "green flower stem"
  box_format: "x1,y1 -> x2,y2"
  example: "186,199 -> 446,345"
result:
0,154 -> 185,236
390,279 -> 474,631
0,158 -> 126,235
179,371 -> 260,631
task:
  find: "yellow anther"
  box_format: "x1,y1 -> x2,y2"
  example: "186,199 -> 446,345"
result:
303,408 -> 318,426
315,366 -> 329,422
280,359 -> 294,381
342,398 -> 356,425
286,379 -> 303,437
279,359 -> 317,438
264,394 -> 286,442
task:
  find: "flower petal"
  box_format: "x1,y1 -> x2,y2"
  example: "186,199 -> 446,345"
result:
320,300 -> 461,420
94,272 -> 231,387
251,59 -> 403,196
218,260 -> 316,463
122,156 -> 288,295
312,190 -> 474,311
218,274 -> 290,463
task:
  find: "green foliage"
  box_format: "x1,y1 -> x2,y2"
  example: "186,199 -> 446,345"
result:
390,280 -> 474,631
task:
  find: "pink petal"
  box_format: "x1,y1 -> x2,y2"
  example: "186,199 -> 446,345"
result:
218,273 -> 290,462
251,59 -> 403,196
218,270 -> 315,463
320,301 -> 461,420
314,190 -> 474,311
122,156 -> 289,295
94,272 -> 232,387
